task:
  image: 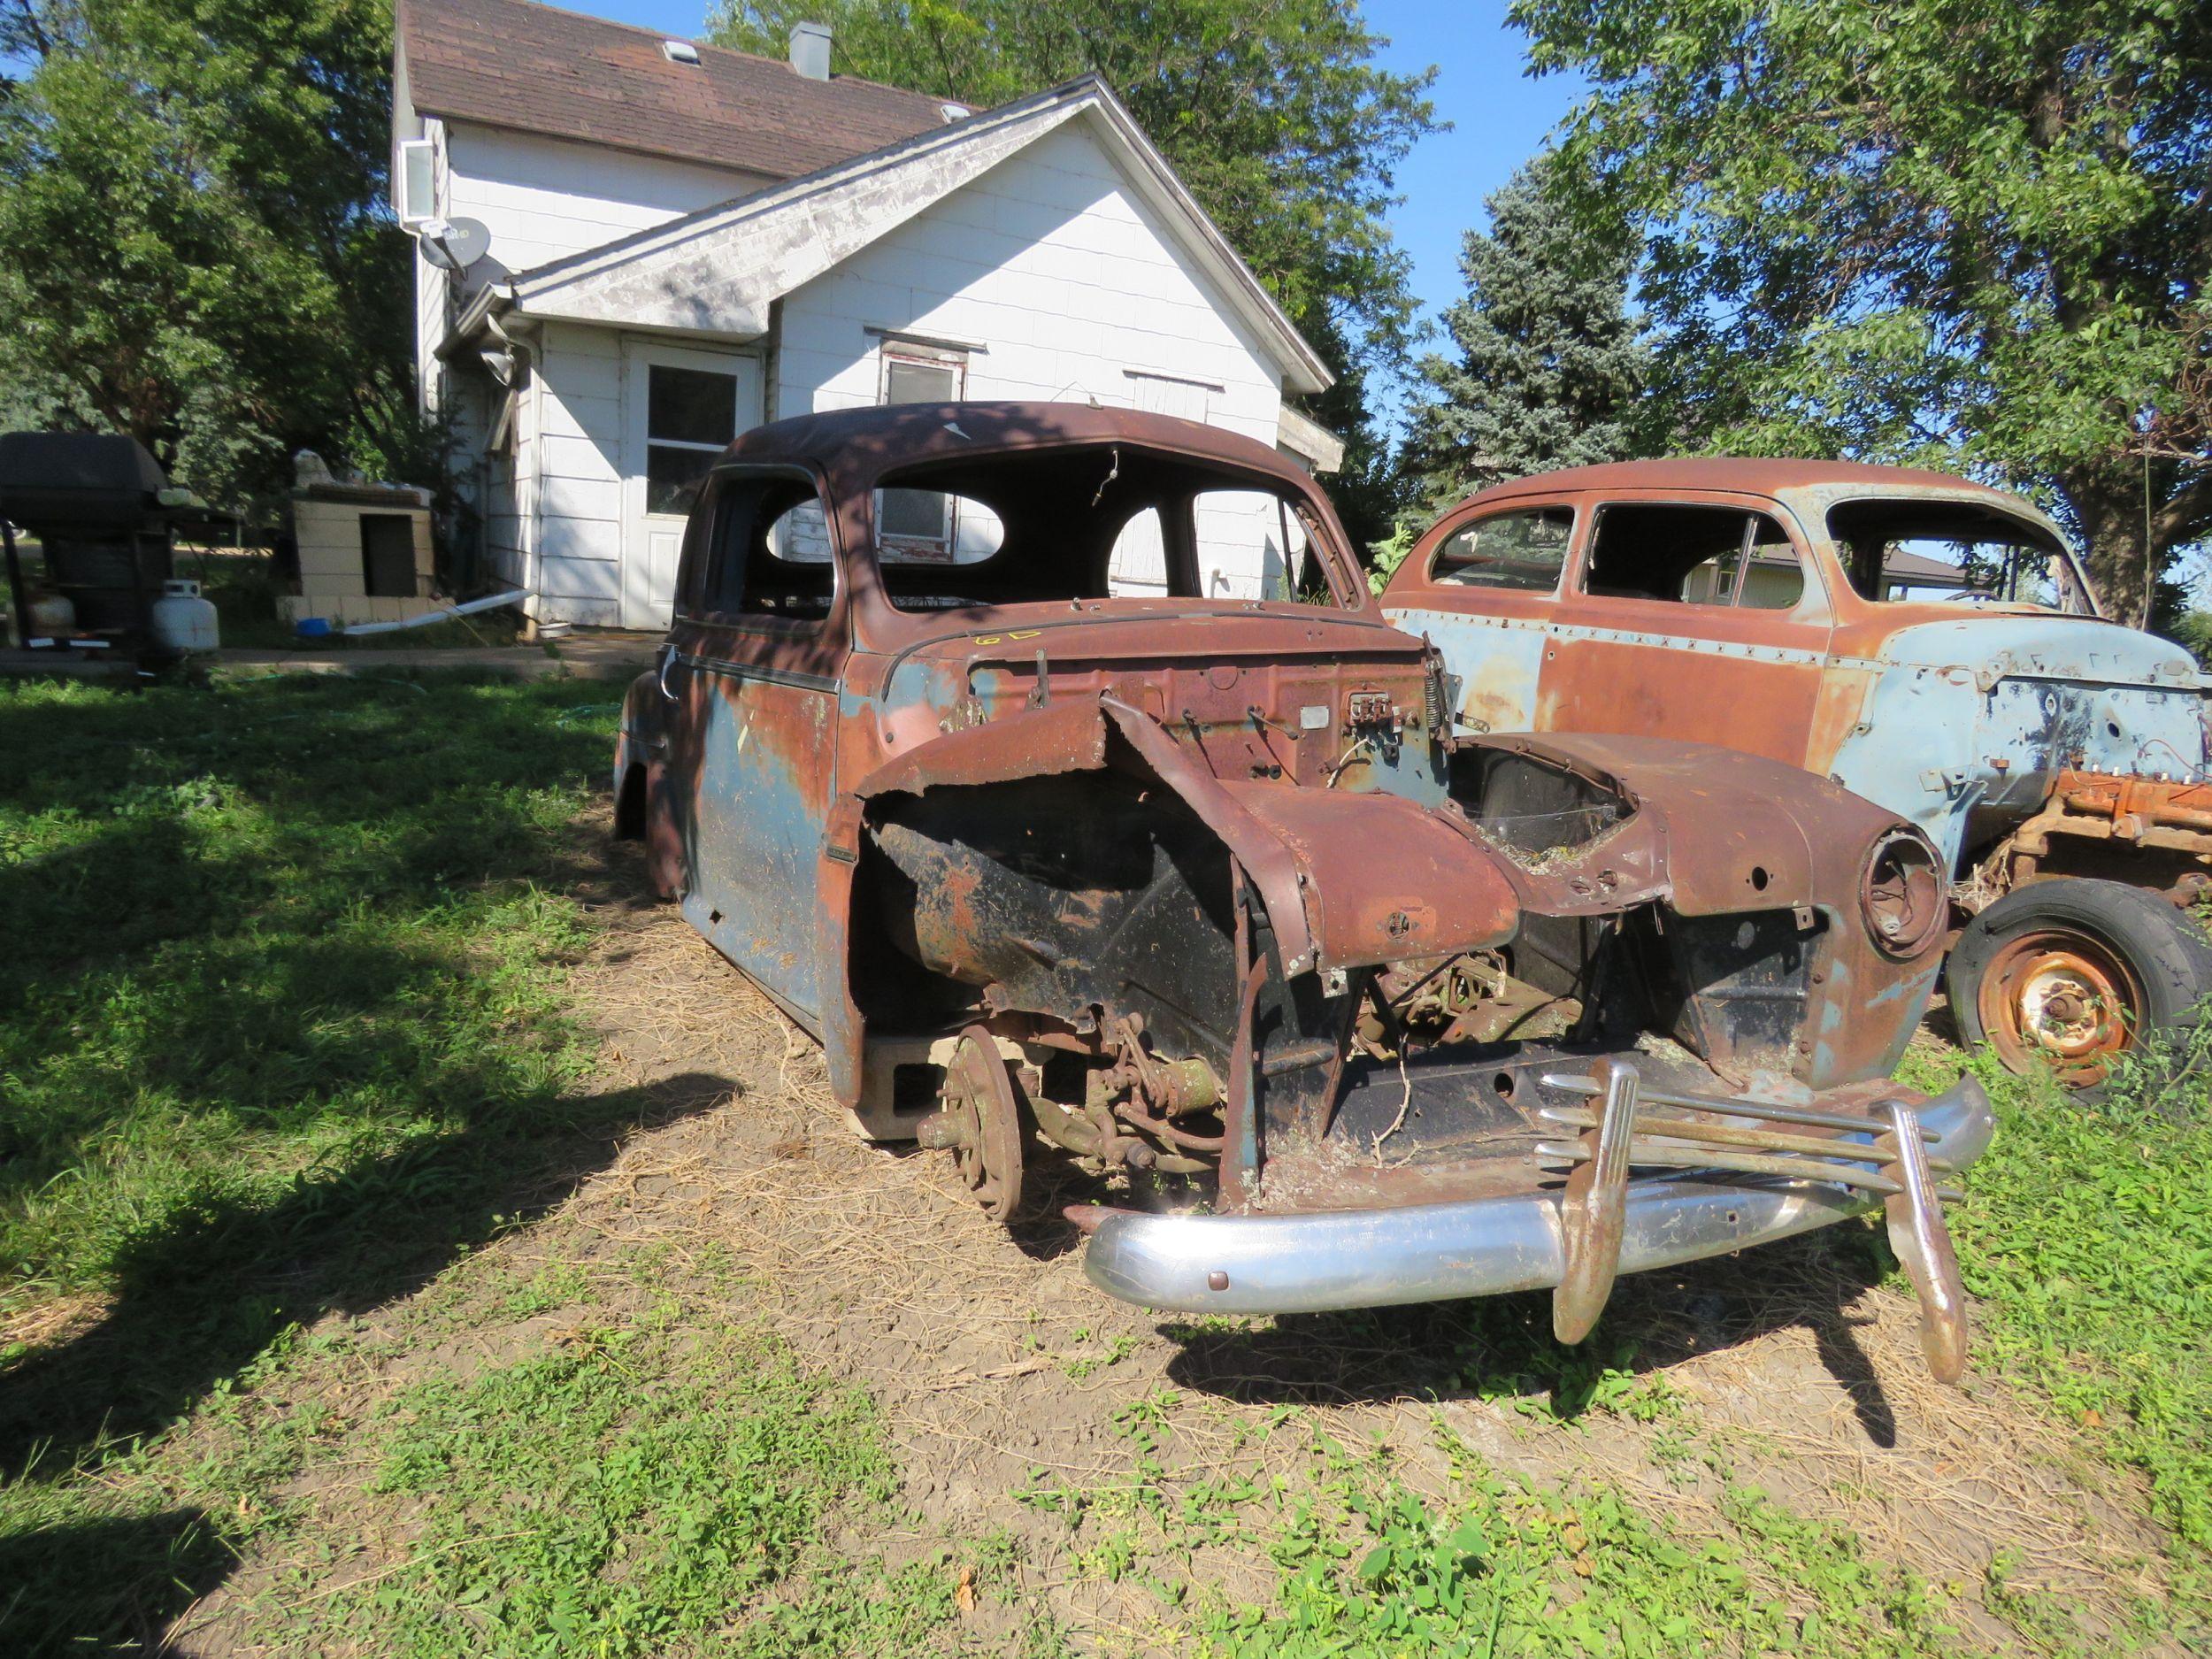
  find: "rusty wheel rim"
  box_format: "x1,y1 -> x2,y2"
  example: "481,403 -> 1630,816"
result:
941,1027 -> 1025,1224
1976,928 -> 2143,1087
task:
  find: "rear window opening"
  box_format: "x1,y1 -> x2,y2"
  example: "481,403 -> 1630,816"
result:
1826,498 -> 2093,612
866,444 -> 1354,612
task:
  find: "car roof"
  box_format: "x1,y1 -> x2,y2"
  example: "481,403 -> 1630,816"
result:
1457,456 -> 2022,506
720,400 -> 1308,488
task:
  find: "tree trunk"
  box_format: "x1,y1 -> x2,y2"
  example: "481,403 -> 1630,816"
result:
2058,468 -> 2154,628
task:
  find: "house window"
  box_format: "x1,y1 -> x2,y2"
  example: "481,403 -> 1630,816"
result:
876,343 -> 966,557
1125,370 -> 1217,424
396,139 -> 437,226
645,365 -> 739,514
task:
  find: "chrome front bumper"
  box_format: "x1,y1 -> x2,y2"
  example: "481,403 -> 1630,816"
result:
1083,1074 -> 1993,1319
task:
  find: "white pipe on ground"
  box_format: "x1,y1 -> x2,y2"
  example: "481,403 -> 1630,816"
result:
338,589 -> 531,637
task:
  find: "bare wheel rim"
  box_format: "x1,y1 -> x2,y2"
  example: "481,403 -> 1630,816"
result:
1976,927 -> 2145,1087
942,1026 -> 1025,1224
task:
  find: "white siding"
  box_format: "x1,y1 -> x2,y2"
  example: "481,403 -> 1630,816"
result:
444,126 -> 770,281
526,322 -> 626,625
775,124 -> 1291,596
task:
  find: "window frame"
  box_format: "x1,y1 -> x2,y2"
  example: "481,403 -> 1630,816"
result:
1574,499 -> 1824,616
641,363 -> 744,519
1423,504 -> 1579,595
677,462 -> 843,638
873,342 -> 969,559
396,138 -> 438,227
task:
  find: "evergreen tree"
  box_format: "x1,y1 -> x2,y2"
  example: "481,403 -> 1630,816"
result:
1405,155 -> 1646,509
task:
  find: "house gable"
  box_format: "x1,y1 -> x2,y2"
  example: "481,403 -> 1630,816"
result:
488,79 -> 1331,398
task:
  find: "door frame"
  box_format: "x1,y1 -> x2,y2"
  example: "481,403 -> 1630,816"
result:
619,337 -> 763,630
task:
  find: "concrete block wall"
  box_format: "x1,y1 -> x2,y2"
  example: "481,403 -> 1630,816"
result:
287,495 -> 441,627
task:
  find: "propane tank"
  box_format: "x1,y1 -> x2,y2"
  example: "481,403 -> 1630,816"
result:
26,591 -> 74,637
150,579 -> 220,654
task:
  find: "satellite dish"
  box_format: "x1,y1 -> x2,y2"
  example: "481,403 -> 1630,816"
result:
417,216 -> 492,273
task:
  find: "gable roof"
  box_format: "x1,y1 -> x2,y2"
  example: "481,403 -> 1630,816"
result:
396,0 -> 970,180
460,76 -> 1333,397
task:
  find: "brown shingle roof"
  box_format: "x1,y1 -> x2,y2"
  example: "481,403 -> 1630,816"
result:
397,0 -> 972,180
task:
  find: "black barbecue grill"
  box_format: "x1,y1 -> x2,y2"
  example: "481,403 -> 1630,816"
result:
0,431 -> 179,663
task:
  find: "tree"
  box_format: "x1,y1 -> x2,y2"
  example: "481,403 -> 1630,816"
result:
708,0 -> 1438,549
1510,0 -> 2212,626
0,0 -> 406,505
1403,153 -> 1647,510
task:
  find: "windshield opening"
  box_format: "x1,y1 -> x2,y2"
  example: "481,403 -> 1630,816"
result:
866,444 -> 1355,613
1827,498 -> 2095,614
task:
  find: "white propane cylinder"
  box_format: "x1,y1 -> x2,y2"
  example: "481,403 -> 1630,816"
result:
151,579 -> 220,654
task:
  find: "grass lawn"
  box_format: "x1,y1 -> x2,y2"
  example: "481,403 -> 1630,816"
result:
1,672 -> 2207,1655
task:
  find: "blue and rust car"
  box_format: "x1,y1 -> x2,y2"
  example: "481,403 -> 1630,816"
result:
614,404 -> 1989,1376
1384,460 -> 2212,1088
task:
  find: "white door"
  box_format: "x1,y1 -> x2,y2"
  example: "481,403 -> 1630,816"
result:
622,342 -> 762,629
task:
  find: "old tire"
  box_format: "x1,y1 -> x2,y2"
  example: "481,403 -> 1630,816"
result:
1947,878 -> 2212,1090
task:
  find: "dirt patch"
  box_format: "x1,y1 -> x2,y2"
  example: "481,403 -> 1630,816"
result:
166,823 -> 2187,1653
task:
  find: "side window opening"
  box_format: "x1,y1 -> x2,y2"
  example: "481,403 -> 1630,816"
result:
1582,503 -> 1808,610
1429,508 -> 1574,591
691,472 -> 837,623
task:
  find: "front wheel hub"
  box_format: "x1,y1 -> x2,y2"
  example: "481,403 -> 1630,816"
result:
1978,930 -> 2142,1087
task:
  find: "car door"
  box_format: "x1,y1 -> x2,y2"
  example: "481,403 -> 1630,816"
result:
659,465 -> 847,1032
1538,494 -> 1837,767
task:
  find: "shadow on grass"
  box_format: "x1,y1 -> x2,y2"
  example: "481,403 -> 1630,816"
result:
0,1069 -> 736,1478
0,1507 -> 231,1655
1160,1225 -> 1900,1443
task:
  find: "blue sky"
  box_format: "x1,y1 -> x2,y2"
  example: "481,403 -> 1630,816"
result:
570,1 -> 1583,349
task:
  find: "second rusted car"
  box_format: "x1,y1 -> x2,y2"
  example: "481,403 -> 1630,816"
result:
1384,460 -> 2212,1087
616,405 -> 1988,1373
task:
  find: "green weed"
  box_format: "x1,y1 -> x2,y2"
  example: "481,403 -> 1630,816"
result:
1900,1031 -> 2212,1560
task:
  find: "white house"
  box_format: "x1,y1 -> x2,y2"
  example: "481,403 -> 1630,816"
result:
392,0 -> 1343,628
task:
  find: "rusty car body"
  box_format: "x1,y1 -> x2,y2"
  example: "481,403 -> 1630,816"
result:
1383,460 -> 2212,1087
614,406 -> 1990,1373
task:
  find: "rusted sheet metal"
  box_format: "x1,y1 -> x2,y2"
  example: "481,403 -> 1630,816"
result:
611,402 -> 1985,1348
1383,459 -> 2208,879
1214,778 -> 1521,968
854,694 -> 1110,799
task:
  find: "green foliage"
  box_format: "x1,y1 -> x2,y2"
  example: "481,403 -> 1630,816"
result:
2174,608 -> 2212,668
1510,0 -> 2212,625
707,0 -> 1439,548
1404,152 -> 1649,509
1902,1018 -> 2212,1560
357,1309 -> 896,1651
0,0 -> 408,505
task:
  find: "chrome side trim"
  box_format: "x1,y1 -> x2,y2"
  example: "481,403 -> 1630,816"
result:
1081,1076 -> 1993,1316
